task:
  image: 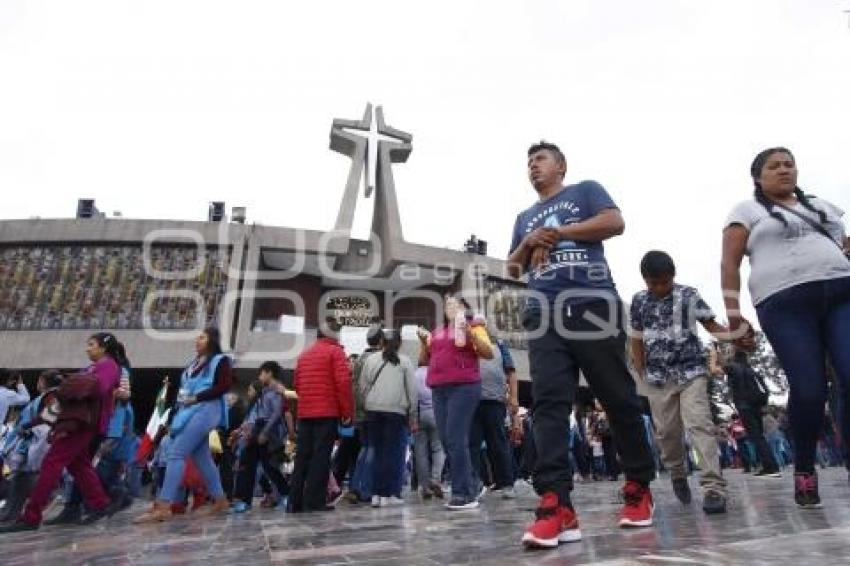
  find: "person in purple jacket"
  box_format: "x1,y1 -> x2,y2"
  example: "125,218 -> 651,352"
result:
419,295 -> 493,510
1,333 -> 123,532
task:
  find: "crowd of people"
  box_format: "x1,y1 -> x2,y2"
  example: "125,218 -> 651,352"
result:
0,143 -> 847,551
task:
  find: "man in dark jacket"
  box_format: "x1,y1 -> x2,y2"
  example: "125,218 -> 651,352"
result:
288,317 -> 354,512
724,348 -> 781,477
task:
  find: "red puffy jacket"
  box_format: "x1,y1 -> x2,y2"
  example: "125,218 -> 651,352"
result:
294,337 -> 354,421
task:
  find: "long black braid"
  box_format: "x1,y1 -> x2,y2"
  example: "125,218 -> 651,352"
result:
90,332 -> 131,369
750,147 -> 827,226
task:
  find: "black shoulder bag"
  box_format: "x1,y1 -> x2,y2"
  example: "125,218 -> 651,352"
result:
776,203 -> 850,263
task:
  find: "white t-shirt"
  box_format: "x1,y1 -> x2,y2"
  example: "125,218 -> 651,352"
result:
0,384 -> 30,424
725,197 -> 850,305
591,440 -> 604,457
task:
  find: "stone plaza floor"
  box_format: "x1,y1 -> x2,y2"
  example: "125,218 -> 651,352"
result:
2,467 -> 850,565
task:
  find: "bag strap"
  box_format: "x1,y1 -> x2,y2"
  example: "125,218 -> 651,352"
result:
775,202 -> 847,256
363,360 -> 389,403
402,364 -> 412,420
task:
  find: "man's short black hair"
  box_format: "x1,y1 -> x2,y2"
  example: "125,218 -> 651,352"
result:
259,361 -> 283,381
640,250 -> 676,278
527,140 -> 566,168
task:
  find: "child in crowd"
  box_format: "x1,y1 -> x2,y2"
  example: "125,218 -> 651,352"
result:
0,370 -> 62,522
231,364 -> 291,513
630,251 -> 743,514
590,435 -> 605,480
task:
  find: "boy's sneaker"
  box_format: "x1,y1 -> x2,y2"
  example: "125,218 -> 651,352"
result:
618,481 -> 654,528
755,469 -> 782,478
229,501 -> 251,514
702,490 -> 727,515
43,505 -> 82,526
672,478 -> 692,505
79,506 -> 112,525
477,485 -> 488,501
0,520 -> 39,533
371,495 -> 382,508
327,490 -> 344,508
117,494 -> 134,513
794,472 -> 822,509
521,493 -> 582,548
344,491 -> 360,504
446,497 -> 479,510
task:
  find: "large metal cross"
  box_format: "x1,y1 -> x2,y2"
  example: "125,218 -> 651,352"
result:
331,103 -> 412,199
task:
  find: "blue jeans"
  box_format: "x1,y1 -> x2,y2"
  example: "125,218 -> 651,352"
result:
432,382 -> 481,502
351,424 -> 374,500
160,401 -> 225,502
767,432 -> 788,468
366,411 -> 408,498
756,276 -> 850,474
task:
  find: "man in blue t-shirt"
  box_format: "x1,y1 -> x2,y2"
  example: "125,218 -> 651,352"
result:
508,141 -> 656,549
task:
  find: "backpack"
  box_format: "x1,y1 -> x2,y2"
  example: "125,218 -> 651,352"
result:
352,349 -> 379,415
54,373 -> 101,433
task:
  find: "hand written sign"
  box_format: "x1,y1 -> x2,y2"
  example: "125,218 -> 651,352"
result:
327,296 -> 375,327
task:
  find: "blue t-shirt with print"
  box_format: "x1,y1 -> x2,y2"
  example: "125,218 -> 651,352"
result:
509,180 -> 619,309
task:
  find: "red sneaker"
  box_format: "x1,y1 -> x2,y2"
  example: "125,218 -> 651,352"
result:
560,505 -> 582,543
618,481 -> 654,528
521,493 -> 582,548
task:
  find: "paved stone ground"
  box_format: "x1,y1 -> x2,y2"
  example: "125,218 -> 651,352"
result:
3,468 -> 850,565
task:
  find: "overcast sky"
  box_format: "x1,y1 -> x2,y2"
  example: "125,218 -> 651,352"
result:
2,1 -> 849,323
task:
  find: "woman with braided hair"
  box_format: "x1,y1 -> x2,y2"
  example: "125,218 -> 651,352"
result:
0,333 -> 123,532
134,327 -> 233,523
721,147 -> 850,508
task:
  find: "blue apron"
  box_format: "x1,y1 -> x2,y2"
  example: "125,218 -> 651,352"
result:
169,354 -> 229,437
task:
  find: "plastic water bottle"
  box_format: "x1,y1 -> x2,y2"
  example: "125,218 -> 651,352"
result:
454,311 -> 467,348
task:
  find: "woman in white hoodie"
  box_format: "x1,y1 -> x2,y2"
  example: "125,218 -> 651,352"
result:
360,329 -> 417,507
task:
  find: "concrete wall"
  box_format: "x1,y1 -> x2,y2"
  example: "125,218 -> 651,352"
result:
235,329 -> 319,370
0,217 -> 247,245
0,329 -> 196,370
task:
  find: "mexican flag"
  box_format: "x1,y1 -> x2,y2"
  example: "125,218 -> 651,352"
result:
135,382 -> 171,462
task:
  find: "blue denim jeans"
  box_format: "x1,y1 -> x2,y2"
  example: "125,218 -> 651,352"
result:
432,382 -> 481,502
160,401 -> 225,502
366,411 -> 408,498
756,276 -> 850,473
350,423 -> 374,500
